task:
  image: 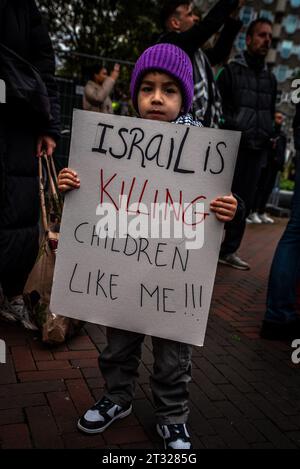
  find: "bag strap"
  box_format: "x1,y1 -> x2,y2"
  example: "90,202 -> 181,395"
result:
38,155 -> 49,233
38,152 -> 62,233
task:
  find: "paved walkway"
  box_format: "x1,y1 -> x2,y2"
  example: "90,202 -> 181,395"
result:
1,219 -> 300,450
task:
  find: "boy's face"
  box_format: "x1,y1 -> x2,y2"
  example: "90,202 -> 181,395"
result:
137,71 -> 183,122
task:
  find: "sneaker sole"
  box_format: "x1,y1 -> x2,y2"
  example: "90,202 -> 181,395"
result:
77,405 -> 132,434
218,259 -> 250,271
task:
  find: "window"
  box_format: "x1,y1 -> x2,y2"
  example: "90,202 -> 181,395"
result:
279,40 -> 293,59
290,0 -> 300,8
283,15 -> 298,34
273,65 -> 290,83
239,6 -> 256,26
259,10 -> 274,22
235,32 -> 246,51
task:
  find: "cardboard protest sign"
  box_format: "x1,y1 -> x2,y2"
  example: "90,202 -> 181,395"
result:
50,109 -> 240,346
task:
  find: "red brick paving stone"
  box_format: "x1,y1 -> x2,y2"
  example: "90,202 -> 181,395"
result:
189,383 -> 223,419
0,393 -> 46,410
232,418 -> 267,444
62,432 -> 106,449
47,391 -> 79,433
66,379 -> 95,415
286,432 -> 300,448
201,435 -> 228,449
11,346 -> 36,372
251,442 -> 275,449
0,423 -> 32,449
67,334 -> 96,351
251,419 -> 297,449
83,323 -> 106,344
103,425 -> 149,445
53,350 -> 99,360
81,367 -> 102,379
70,358 -> 99,368
112,413 -> 140,428
25,406 -> 64,448
18,369 -> 82,382
192,369 -> 226,401
209,418 -> 250,449
0,381 -> 66,398
188,402 -> 216,438
86,377 -> 106,389
0,408 -> 24,426
29,339 -> 54,361
0,355 -> 17,384
36,360 -> 72,371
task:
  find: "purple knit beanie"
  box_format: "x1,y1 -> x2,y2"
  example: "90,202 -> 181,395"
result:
130,43 -> 194,115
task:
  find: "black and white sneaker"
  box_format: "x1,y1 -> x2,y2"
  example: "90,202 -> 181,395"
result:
77,396 -> 132,434
157,423 -> 192,449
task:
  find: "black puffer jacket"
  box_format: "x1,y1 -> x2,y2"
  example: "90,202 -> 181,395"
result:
217,52 -> 277,151
0,0 -> 60,282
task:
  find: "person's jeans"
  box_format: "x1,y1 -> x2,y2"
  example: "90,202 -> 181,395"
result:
265,155 -> 300,323
99,327 -> 192,424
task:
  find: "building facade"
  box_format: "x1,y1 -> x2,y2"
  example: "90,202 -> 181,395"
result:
196,0 -> 300,137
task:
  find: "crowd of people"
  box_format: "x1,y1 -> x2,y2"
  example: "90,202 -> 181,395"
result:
1,0 -> 299,450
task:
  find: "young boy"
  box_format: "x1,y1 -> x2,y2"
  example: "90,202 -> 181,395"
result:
58,44 -> 237,449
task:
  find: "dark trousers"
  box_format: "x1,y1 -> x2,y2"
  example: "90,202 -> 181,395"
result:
253,158 -> 278,214
220,148 -> 266,256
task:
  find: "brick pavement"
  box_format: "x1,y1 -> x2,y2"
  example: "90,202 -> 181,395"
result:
1,219 -> 300,449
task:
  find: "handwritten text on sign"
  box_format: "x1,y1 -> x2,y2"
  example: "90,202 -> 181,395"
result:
50,110 -> 240,346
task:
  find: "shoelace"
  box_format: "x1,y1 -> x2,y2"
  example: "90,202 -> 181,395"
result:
94,399 -> 113,411
167,424 -> 189,442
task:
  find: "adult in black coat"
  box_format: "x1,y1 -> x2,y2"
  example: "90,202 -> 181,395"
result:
158,0 -> 243,127
0,0 -> 60,328
217,18 -> 277,270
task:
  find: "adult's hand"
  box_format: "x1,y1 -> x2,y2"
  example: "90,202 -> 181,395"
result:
110,63 -> 120,81
37,135 -> 56,157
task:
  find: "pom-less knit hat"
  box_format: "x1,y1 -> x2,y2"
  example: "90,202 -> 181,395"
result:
130,43 -> 194,115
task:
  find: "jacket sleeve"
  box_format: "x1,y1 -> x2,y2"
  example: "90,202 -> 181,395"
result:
28,0 -> 61,141
216,65 -> 237,130
205,17 -> 242,66
161,0 -> 239,57
225,193 -> 245,230
84,77 -> 115,107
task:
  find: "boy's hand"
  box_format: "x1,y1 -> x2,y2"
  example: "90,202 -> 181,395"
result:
57,168 -> 80,192
210,193 -> 237,222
